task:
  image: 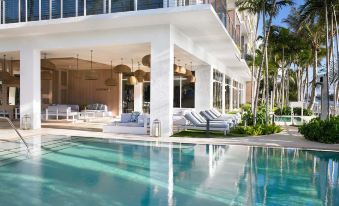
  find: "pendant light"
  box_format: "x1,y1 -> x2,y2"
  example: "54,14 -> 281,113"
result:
142,54 -> 151,67
84,50 -> 98,80
144,72 -> 150,81
179,63 -> 187,75
113,58 -> 131,73
105,60 -> 117,86
135,62 -> 145,83
0,55 -> 11,81
74,54 -> 81,79
127,59 -> 137,85
174,58 -> 181,75
186,62 -> 196,83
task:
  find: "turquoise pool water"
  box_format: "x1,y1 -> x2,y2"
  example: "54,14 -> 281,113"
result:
0,138 -> 338,206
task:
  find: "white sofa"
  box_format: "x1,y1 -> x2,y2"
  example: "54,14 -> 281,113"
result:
45,105 -> 78,121
103,113 -> 150,135
83,103 -> 112,117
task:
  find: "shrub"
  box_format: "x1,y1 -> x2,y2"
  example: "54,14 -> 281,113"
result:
230,124 -> 282,136
241,104 -> 268,126
299,117 -> 339,144
274,107 -> 313,116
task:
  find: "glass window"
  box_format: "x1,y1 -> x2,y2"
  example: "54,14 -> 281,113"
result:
122,79 -> 134,113
233,81 -> 239,109
213,69 -> 223,111
173,76 -> 195,108
5,0 -> 19,23
138,0 -> 163,10
110,0 -> 134,13
143,82 -> 150,113
225,77 -> 231,112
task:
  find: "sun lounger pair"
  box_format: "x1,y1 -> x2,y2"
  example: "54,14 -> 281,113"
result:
184,111 -> 230,135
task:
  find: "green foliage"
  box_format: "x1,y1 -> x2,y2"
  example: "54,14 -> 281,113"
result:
299,117 -> 339,144
274,107 -> 313,116
241,104 -> 268,126
230,124 -> 282,136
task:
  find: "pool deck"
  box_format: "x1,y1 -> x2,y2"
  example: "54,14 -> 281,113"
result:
0,122 -> 338,152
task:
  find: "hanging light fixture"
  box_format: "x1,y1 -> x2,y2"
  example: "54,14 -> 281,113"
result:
84,50 -> 98,80
74,54 -> 81,79
0,55 -> 11,81
186,62 -> 196,83
179,63 -> 187,75
144,72 -> 150,81
127,59 -> 137,85
105,60 -> 117,86
142,54 -> 151,67
135,62 -> 145,83
174,58 -> 181,75
113,58 -> 131,73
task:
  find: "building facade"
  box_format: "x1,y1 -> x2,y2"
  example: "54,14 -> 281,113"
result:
0,0 -> 256,136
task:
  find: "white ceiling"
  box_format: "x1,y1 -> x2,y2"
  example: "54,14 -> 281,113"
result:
0,44 -> 206,71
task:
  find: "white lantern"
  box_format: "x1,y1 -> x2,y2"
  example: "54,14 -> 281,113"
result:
152,119 -> 161,137
22,114 -> 31,130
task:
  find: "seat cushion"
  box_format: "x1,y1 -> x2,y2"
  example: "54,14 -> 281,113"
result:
130,111 -> 141,122
121,113 -> 132,123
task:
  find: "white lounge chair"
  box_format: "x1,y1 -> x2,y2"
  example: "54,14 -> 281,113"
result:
200,110 -> 234,128
209,108 -> 241,124
184,112 -> 229,135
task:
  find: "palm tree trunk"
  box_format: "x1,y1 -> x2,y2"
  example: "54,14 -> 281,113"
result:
253,8 -> 267,126
305,66 -> 309,102
281,47 -> 285,107
308,48 -> 318,110
321,0 -> 330,120
286,66 -> 290,106
251,14 -> 260,113
334,5 -> 339,115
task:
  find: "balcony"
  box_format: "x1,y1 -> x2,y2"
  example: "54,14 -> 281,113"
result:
0,0 -> 241,49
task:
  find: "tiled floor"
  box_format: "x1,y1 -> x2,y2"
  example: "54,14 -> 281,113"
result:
0,120 -> 338,152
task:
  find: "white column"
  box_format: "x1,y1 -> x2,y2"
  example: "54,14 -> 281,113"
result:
118,73 -> 123,116
222,73 -> 226,114
150,28 -> 174,136
20,48 -> 41,129
134,83 -> 143,112
195,65 -> 213,112
229,78 -> 233,110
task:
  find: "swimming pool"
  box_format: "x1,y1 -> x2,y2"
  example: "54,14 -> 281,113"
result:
0,137 -> 338,206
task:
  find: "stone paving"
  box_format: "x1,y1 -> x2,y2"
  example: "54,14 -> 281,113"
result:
0,121 -> 338,152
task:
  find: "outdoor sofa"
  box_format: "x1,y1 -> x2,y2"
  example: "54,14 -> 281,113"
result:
103,112 -> 150,135
44,104 -> 79,121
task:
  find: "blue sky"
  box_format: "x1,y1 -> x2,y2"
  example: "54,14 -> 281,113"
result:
258,0 -> 304,34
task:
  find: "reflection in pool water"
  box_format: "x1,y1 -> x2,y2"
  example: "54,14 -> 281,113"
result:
0,138 -> 338,206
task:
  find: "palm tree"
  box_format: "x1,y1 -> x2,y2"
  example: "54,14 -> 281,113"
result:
286,7 -> 325,110
237,0 -> 293,125
236,0 -> 265,113
299,0 -> 339,119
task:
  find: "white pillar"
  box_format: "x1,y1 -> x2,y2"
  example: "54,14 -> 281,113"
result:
222,73 -> 226,114
229,79 -> 233,110
20,48 -> 41,129
150,28 -> 174,136
134,83 -> 143,112
195,65 -> 213,112
118,73 -> 123,116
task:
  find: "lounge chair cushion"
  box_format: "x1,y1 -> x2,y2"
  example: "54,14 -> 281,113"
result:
191,111 -> 207,123
131,111 -> 141,122
121,113 -> 132,123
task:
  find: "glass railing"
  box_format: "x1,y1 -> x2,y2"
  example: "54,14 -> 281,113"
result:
0,0 -> 242,51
